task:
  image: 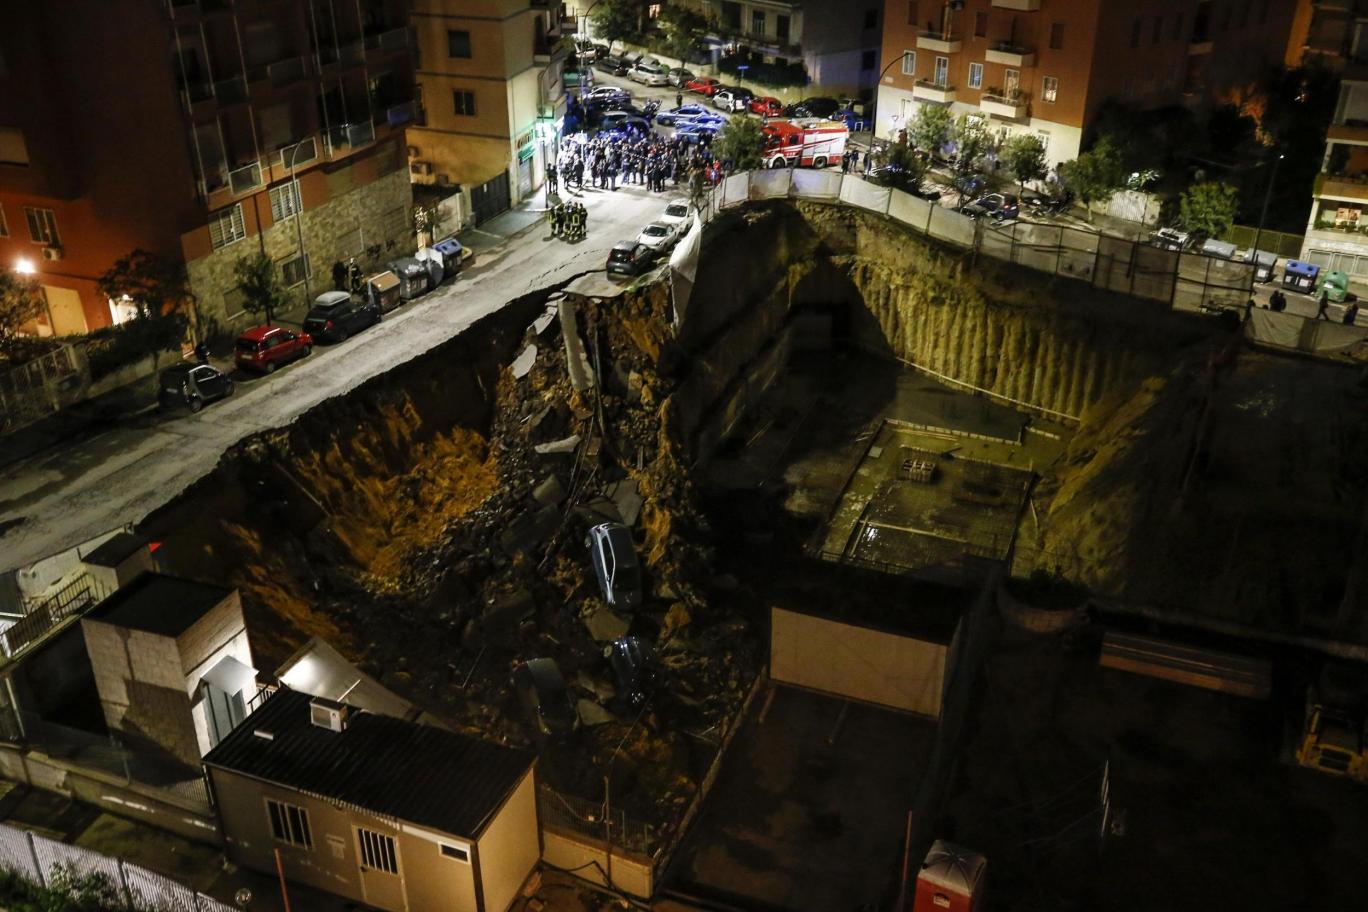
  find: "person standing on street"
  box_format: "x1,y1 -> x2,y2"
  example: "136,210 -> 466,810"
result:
1344,302 -> 1360,325
676,91 -> 683,109
1317,289 -> 1331,320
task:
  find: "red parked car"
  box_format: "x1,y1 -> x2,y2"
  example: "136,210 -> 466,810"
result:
685,76 -> 721,97
234,325 -> 312,374
750,95 -> 783,116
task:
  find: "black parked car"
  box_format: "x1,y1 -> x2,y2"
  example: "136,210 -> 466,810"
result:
594,54 -> 629,75
158,363 -> 234,413
960,192 -> 1020,221
606,242 -> 660,279
302,291 -> 380,343
785,96 -> 841,119
606,636 -> 657,708
511,658 -> 580,737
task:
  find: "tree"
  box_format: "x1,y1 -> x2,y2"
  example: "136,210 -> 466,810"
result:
874,140 -> 928,193
97,249 -> 193,322
0,268 -> 47,363
952,113 -> 993,174
1058,137 -> 1125,222
1177,181 -> 1240,240
910,104 -> 952,156
714,116 -> 767,172
590,0 -> 639,52
233,252 -> 289,326
657,4 -> 707,61
1002,134 -> 1048,196
411,201 -> 445,248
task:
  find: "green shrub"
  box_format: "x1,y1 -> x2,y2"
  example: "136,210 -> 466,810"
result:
718,54 -> 808,88
83,313 -> 188,380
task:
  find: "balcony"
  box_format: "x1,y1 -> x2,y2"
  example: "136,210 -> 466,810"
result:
267,55 -> 308,87
385,99 -> 423,127
325,121 -> 376,157
917,31 -> 962,53
985,43 -> 1035,67
990,0 -> 1041,9
1315,172 -> 1368,201
913,80 -> 956,103
1328,122 -> 1368,144
980,89 -> 1029,119
228,160 -> 263,195
365,26 -> 413,54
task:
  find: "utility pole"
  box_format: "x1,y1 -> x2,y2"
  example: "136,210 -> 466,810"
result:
1248,151 -> 1284,298
284,139 -> 313,309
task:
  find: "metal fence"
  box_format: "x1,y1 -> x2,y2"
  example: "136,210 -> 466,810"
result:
1221,224 -> 1304,259
0,344 -> 90,435
1,574 -> 109,660
0,821 -> 237,912
537,785 -> 658,857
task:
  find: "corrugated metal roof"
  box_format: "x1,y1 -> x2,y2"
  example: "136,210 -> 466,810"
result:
204,689 -> 534,839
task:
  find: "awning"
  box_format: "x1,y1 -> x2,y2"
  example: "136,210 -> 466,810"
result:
367,270 -> 399,292
199,655 -> 257,697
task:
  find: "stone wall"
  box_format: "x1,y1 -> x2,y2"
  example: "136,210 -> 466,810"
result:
187,165 -> 414,332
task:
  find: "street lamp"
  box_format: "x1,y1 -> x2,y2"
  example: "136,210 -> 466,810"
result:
1249,151 -> 1284,295
282,138 -> 313,310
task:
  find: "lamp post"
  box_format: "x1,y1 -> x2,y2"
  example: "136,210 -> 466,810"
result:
874,52 -> 914,138
1249,151 -> 1284,295
282,138 -> 313,309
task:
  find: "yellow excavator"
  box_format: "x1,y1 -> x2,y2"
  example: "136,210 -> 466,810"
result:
1296,662 -> 1368,782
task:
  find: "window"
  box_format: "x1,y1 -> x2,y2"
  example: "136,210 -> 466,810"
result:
269,182 -> 301,221
751,10 -> 765,35
440,844 -> 470,863
0,127 -> 28,166
281,253 -> 311,286
0,205 -> 7,238
453,90 -> 476,116
266,800 -> 313,849
901,50 -> 916,76
934,56 -> 948,87
447,30 -> 472,58
1152,16 -> 1162,43
863,8 -> 878,30
1042,76 -> 1059,104
1004,68 -> 1020,94
906,1 -> 918,27
1049,22 -> 1064,50
24,207 -> 58,245
861,50 -> 876,70
974,11 -> 987,38
777,15 -> 790,41
968,62 -> 983,89
1130,18 -> 1141,47
357,828 -> 398,875
208,204 -> 246,250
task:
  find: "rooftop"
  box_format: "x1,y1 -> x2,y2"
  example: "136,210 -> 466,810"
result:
81,532 -> 148,568
84,573 -> 233,637
204,689 -> 535,839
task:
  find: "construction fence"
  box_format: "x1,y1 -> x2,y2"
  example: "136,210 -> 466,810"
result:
673,170 -> 1367,361
0,344 -> 90,435
0,821 -> 236,912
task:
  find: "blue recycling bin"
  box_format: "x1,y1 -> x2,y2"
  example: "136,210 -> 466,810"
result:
1282,260 -> 1320,293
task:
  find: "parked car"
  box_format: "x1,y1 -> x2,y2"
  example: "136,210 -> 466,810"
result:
667,67 -> 694,87
233,325 -> 312,374
659,200 -> 694,233
960,193 -> 1020,221
564,68 -> 594,90
605,101 -> 657,121
655,103 -> 709,126
685,75 -> 721,96
303,291 -> 381,343
785,96 -> 841,118
511,659 -> 579,737
750,95 -> 784,116
636,221 -> 677,252
158,363 -> 234,413
585,85 -> 630,103
573,38 -> 601,60
585,521 -> 643,610
606,241 -> 660,278
605,636 -> 657,708
1149,227 -> 1192,252
675,123 -> 719,142
593,54 -> 629,75
713,87 -> 753,112
630,61 -> 670,86
598,117 -> 652,139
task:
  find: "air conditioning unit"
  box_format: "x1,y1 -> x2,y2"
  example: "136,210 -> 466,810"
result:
436,173 -> 451,186
409,159 -> 433,176
309,697 -> 351,732
41,246 -> 63,262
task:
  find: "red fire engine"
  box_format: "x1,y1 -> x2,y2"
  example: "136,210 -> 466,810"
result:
761,118 -> 849,169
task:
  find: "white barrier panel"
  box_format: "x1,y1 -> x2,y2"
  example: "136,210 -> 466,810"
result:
1304,317 -> 1368,353
669,217 -> 704,329
927,205 -> 976,248
749,168 -> 793,199
888,189 -> 934,231
1245,307 -> 1305,349
722,172 -> 750,208
839,175 -> 892,213
789,168 -> 843,200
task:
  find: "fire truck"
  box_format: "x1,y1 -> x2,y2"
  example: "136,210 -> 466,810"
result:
761,118 -> 849,169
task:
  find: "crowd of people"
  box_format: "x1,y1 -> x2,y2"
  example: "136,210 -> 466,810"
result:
554,122 -> 725,196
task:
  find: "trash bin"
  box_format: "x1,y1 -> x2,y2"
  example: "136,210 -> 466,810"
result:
433,238 -> 470,279
1243,249 -> 1277,284
365,270 -> 402,312
1282,260 -> 1320,294
388,257 -> 431,300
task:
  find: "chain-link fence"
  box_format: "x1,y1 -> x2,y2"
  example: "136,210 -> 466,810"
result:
0,822 -> 237,912
537,785 -> 658,857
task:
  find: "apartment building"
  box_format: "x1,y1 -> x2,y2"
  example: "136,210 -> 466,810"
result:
1300,66 -> 1368,279
1287,0 -> 1368,67
0,0 -> 418,338
407,1 -> 567,223
876,0 -> 1297,167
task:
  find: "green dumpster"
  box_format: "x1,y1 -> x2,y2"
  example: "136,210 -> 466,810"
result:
1318,270 -> 1351,303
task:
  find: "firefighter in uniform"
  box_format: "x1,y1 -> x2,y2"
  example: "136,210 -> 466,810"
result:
550,203 -> 563,238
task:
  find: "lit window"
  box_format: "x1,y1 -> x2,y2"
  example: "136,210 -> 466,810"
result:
266,799 -> 313,849
24,207 -> 58,245
968,62 -> 983,89
208,204 -> 246,250
901,50 -> 916,76
269,183 -> 301,221
1042,76 -> 1059,104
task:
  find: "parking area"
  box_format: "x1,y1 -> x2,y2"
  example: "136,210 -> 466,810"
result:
664,685 -> 935,912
